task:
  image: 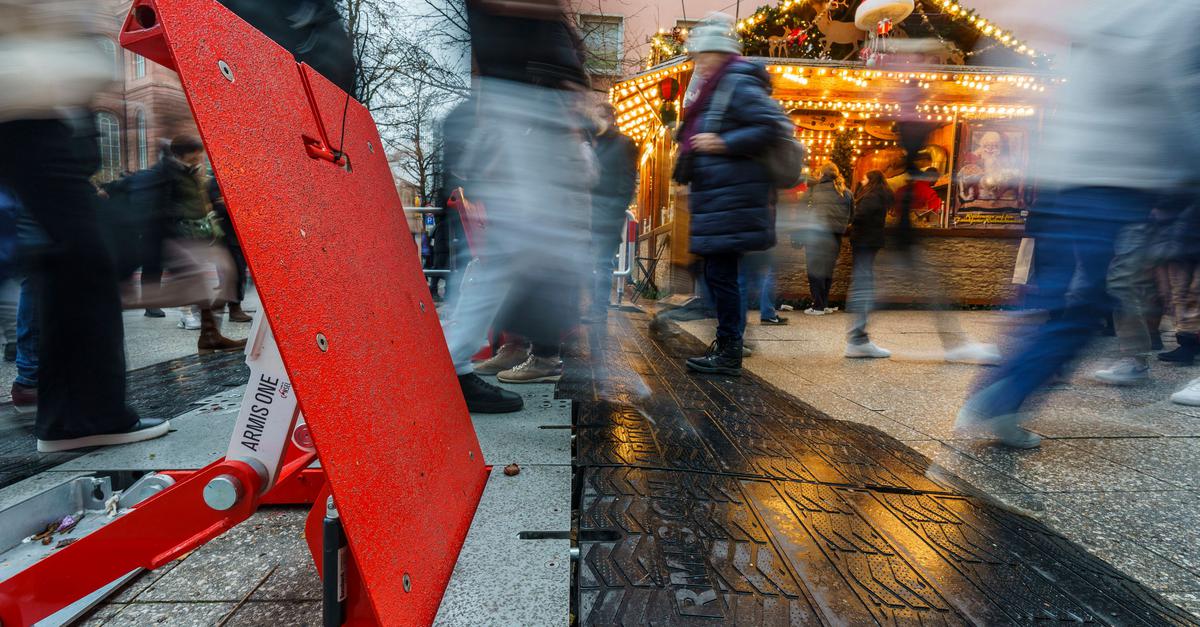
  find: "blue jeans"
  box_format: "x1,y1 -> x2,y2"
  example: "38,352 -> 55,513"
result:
969,188 -> 1149,419
739,253 -> 777,335
15,277 -> 38,387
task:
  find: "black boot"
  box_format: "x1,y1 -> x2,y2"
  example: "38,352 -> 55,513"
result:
686,337 -> 743,376
1159,332 -> 1199,365
458,373 -> 524,413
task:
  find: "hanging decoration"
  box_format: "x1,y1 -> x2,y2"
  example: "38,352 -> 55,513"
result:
723,0 -> 1051,68
647,26 -> 688,68
855,0 -> 914,66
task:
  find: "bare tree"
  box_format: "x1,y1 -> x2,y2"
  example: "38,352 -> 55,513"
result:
339,0 -> 469,204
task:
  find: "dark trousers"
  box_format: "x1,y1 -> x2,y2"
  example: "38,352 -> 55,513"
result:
591,230 -> 622,312
0,119 -> 136,439
140,221 -> 164,301
227,244 -> 248,303
703,252 -> 742,341
803,232 -> 841,310
971,188 -> 1146,418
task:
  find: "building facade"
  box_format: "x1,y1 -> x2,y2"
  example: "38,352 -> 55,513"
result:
91,1 -> 193,182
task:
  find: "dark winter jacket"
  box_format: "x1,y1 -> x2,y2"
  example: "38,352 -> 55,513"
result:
591,128 -> 638,237
218,0 -> 356,96
686,61 -> 789,256
466,3 -> 589,89
800,175 -> 853,236
851,186 -> 892,250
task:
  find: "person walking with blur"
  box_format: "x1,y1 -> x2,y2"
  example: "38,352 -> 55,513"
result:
673,13 -> 790,376
586,101 -> 638,322
957,0 -> 1200,448
0,0 -> 169,452
845,170 -> 893,358
1157,203 -> 1200,367
797,162 -> 853,317
208,178 -> 252,323
157,136 -> 245,354
440,0 -> 594,411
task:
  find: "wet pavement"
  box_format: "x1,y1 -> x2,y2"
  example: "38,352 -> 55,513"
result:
567,310 -> 1197,624
680,309 -> 1200,618
3,305 -> 1199,624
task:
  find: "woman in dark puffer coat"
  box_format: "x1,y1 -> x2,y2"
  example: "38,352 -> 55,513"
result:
675,12 -> 790,376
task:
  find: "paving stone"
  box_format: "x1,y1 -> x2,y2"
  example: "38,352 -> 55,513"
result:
999,492 -> 1200,594
138,509 -> 311,602
1065,438 -> 1200,489
469,397 -> 571,466
434,465 -> 570,626
1049,491 -> 1200,575
943,439 -> 1177,493
224,600 -> 321,626
1164,592 -> 1200,620
101,601 -> 235,625
907,440 -> 1039,495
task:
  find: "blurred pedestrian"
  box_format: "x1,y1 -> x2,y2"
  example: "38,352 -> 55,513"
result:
797,162 -> 852,316
157,136 -> 245,354
208,178 -> 252,323
673,12 -> 790,376
1157,203 -> 1200,366
0,0 -> 168,452
958,0 -> 1200,448
1092,217 -> 1163,385
585,101 -> 637,321
845,170 -> 893,358
441,0 -> 594,410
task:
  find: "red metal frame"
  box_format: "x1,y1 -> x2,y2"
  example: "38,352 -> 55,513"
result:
0,1 -> 489,624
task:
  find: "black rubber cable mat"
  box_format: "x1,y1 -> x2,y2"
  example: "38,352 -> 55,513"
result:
564,313 -> 1198,626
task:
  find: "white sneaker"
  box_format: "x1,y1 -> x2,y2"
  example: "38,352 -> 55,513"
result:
845,342 -> 891,359
945,342 -> 1001,365
824,307 -> 839,314
1171,377 -> 1200,406
803,308 -> 826,316
779,304 -> 795,311
177,308 -> 201,330
954,405 -> 1041,449
1093,359 -> 1149,386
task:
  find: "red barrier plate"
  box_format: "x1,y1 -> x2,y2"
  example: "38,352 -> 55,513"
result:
121,1 -> 487,623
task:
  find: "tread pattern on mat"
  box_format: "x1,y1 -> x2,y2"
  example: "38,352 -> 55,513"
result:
564,312 -> 1198,626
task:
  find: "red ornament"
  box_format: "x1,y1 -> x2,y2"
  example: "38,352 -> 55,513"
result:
876,18 -> 894,36
787,27 -> 808,45
658,77 -> 680,100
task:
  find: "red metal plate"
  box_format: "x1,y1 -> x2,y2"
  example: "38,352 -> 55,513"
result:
121,1 -> 487,623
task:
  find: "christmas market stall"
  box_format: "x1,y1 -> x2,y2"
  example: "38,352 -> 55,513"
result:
614,0 -> 1060,305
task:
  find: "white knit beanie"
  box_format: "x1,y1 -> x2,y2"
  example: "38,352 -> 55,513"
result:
688,12 -> 741,55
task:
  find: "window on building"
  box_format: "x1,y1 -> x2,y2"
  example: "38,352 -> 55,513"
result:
134,53 -> 146,79
579,15 -> 624,75
98,37 -> 120,81
136,110 -> 149,169
95,112 -> 122,182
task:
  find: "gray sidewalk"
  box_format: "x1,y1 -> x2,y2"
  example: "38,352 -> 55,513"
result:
679,309 -> 1200,616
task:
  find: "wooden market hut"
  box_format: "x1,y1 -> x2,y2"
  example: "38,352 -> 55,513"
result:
612,0 -> 1059,306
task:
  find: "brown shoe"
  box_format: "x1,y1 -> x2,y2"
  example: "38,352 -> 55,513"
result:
472,342 -> 530,376
198,308 -> 248,355
227,302 -> 253,323
11,382 -> 36,414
